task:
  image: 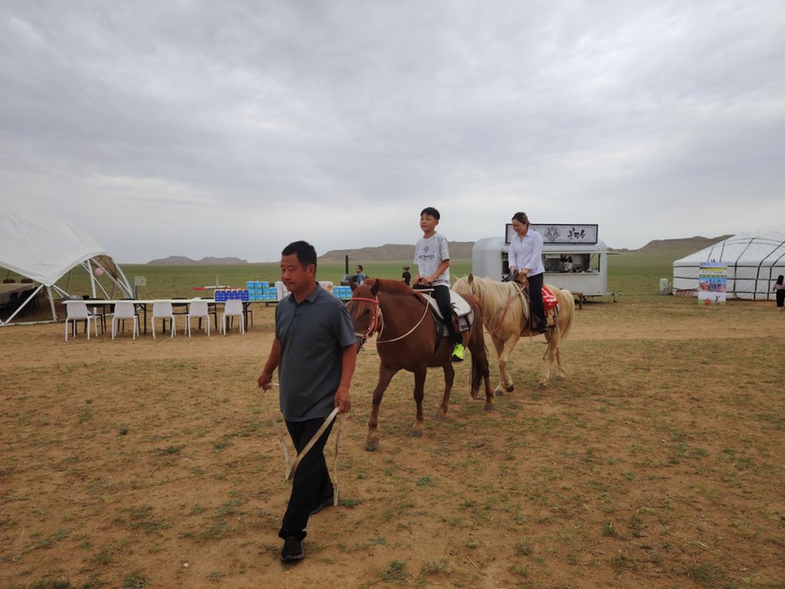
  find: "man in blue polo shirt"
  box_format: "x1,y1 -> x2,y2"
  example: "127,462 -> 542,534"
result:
258,241 -> 356,562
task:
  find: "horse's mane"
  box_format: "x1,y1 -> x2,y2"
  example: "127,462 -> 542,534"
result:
453,275 -> 529,320
363,278 -> 427,303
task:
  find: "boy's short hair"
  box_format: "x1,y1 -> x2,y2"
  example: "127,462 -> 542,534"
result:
357,265 -> 363,271
420,207 -> 440,220
282,241 -> 318,269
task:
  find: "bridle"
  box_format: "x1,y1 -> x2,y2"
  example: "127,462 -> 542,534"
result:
346,296 -> 383,350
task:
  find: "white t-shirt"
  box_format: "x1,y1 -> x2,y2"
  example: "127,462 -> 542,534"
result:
414,232 -> 450,286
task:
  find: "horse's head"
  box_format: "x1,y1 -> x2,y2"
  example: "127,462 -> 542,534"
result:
452,273 -> 480,302
347,279 -> 381,351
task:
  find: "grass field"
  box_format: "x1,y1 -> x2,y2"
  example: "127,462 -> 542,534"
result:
1,251 -> 784,588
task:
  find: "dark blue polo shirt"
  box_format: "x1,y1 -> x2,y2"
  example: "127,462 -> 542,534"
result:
275,284 -> 356,421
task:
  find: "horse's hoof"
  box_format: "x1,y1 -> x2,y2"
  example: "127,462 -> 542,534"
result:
484,403 -> 494,412
538,383 -> 547,390
495,389 -> 504,397
505,385 -> 515,393
410,430 -> 423,438
555,375 -> 565,382
433,410 -> 446,421
365,438 -> 379,452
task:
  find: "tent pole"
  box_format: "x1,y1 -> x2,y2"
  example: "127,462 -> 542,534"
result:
65,269 -> 72,293
92,258 -> 132,298
87,260 -> 97,299
47,286 -> 58,321
115,265 -> 133,297
2,284 -> 43,325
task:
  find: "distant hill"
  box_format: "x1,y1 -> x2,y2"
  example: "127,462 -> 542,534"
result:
319,242 -> 475,262
637,235 -> 733,253
147,256 -> 248,265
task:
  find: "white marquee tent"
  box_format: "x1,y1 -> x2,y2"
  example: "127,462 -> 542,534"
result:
0,205 -> 133,325
672,232 -> 785,300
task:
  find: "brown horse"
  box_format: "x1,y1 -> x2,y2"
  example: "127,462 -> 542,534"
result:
348,278 -> 492,451
453,274 -> 575,392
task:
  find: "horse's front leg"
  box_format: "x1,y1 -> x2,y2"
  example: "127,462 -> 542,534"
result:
366,363 -> 398,452
496,334 -> 520,395
433,358 -> 454,421
491,335 -> 507,396
411,368 -> 427,437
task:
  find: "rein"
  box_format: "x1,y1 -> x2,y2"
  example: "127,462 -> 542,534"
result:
348,293 -> 431,345
261,386 -> 344,508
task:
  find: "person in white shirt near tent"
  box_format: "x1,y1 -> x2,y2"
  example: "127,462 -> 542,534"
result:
508,211 -> 548,334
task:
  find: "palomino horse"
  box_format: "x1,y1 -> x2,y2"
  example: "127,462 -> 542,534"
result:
348,278 -> 492,451
452,274 -> 575,392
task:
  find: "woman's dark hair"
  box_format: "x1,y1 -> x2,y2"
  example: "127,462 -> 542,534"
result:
511,212 -> 529,225
420,207 -> 440,220
778,275 -> 784,285
282,241 -> 317,269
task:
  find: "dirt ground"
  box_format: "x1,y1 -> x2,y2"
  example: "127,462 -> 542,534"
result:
1,298 -> 784,588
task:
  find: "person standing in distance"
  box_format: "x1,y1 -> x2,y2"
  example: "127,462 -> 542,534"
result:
774,275 -> 785,310
354,265 -> 366,285
258,241 -> 357,561
401,266 -> 412,286
508,212 -> 548,334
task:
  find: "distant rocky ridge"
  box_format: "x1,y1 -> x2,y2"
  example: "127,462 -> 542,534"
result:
147,256 -> 248,265
319,242 -> 475,262
147,236 -> 733,264
609,235 -> 733,253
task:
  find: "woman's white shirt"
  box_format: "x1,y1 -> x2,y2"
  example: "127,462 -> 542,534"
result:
509,230 -> 545,276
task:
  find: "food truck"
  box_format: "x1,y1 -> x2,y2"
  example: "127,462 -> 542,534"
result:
472,223 -> 608,298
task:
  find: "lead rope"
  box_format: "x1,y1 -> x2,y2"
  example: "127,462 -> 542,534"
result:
261,385 -> 343,505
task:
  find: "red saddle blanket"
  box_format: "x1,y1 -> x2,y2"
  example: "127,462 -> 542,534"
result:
542,286 -> 559,310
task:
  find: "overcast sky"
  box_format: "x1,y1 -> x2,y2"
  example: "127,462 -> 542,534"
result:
2,1 -> 784,262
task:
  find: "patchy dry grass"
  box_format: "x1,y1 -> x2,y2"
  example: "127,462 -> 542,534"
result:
1,260 -> 785,588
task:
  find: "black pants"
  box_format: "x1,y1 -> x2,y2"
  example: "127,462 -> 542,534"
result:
527,272 -> 547,329
414,283 -> 461,344
777,289 -> 785,308
278,417 -> 334,541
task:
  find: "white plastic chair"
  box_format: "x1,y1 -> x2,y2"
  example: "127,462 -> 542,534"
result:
186,301 -> 210,337
65,302 -> 98,341
221,300 -> 245,335
151,301 -> 176,339
112,302 -> 139,340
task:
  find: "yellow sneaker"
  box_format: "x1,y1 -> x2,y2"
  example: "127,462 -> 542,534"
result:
451,343 -> 465,362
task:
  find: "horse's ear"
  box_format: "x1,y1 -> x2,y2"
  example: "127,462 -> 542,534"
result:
349,281 -> 358,292
468,273 -> 474,283
370,279 -> 381,296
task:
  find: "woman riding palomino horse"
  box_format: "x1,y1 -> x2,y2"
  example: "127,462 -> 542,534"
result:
348,278 -> 493,451
452,273 -> 575,392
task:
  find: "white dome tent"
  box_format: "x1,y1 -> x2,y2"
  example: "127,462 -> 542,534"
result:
672,232 -> 785,300
0,205 -> 133,325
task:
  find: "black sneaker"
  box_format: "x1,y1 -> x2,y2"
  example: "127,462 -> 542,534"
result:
537,323 -> 548,334
310,496 -> 334,515
281,536 -> 305,561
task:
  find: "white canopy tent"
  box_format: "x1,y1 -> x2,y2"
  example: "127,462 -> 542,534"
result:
673,232 -> 785,300
0,205 -> 133,325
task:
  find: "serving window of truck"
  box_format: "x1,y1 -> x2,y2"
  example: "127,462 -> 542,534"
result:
472,223 -> 608,297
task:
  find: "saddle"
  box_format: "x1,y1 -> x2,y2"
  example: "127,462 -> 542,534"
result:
424,291 -> 474,339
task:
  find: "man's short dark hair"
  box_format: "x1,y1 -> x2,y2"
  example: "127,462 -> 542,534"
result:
420,207 -> 440,220
282,241 -> 318,269
357,264 -> 363,271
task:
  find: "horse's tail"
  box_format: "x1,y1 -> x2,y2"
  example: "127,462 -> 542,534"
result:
557,288 -> 575,341
468,303 -> 490,399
